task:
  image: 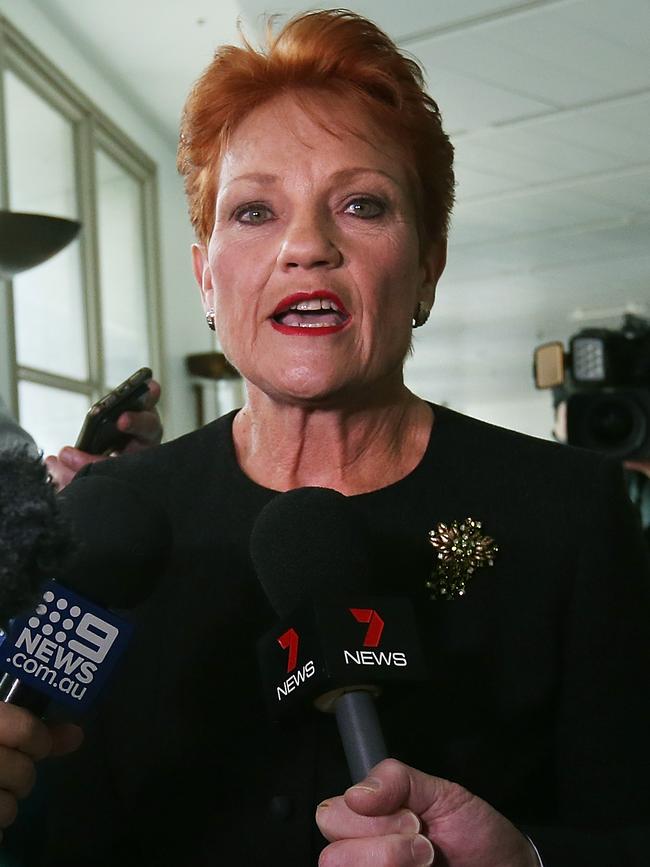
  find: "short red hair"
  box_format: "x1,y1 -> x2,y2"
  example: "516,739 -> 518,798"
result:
177,9 -> 455,248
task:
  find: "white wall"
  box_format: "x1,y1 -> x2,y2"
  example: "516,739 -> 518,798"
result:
0,0 -> 211,441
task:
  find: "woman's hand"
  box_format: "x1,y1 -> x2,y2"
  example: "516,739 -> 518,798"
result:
316,759 -> 539,867
44,379 -> 163,491
0,703 -> 83,841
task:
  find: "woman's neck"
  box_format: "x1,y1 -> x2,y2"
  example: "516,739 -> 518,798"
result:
231,384 -> 434,495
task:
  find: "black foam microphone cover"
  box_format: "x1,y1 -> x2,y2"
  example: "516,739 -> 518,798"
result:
250,486 -> 371,618
0,448 -> 171,625
57,473 -> 171,609
0,459 -> 171,717
0,448 -> 72,627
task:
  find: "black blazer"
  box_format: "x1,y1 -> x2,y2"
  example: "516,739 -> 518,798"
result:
20,407 -> 650,866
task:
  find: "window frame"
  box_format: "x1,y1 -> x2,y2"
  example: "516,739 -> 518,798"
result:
0,15 -> 162,430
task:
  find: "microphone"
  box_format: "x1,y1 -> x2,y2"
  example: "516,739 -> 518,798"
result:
0,449 -> 170,717
0,447 -> 73,627
251,487 -> 426,783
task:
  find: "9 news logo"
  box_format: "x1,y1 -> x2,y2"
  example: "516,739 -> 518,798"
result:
0,580 -> 132,711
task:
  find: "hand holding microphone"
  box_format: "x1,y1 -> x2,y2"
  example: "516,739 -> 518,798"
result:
0,449 -> 169,836
251,490 -> 540,867
0,702 -> 83,840
316,758 -> 540,867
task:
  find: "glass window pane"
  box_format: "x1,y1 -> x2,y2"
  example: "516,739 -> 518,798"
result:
17,381 -> 89,457
5,71 -> 88,380
5,71 -> 77,218
95,150 -> 149,386
12,243 -> 87,379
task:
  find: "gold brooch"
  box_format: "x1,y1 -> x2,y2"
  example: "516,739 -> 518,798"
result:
426,517 -> 498,600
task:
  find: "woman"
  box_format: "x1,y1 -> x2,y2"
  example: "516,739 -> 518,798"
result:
2,10 -> 649,866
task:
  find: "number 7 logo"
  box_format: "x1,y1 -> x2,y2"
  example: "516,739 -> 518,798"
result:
277,627 -> 299,673
349,608 -> 384,647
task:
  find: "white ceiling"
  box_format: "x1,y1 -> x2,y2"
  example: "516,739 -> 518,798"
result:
30,0 -> 650,434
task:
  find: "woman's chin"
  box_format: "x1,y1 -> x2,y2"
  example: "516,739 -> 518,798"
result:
250,368 -> 362,407
242,358 -> 409,408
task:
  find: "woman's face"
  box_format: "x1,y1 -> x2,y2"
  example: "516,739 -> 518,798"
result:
193,92 -> 445,406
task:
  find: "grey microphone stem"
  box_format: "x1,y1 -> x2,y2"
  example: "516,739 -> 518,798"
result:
334,690 -> 388,783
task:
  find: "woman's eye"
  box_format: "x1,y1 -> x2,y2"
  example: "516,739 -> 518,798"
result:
343,197 -> 385,219
234,203 -> 274,225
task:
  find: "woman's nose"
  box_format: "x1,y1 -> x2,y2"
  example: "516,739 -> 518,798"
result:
276,212 -> 342,271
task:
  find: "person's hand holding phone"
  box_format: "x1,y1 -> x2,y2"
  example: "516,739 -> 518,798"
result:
44,376 -> 163,492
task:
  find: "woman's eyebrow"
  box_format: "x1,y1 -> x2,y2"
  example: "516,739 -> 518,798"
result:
329,167 -> 402,187
220,172 -> 279,193
219,166 -> 402,198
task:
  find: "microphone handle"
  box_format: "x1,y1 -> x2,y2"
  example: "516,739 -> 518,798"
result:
0,673 -> 49,716
334,690 -> 388,783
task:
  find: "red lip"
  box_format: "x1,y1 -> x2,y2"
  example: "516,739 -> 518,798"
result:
270,291 -> 350,337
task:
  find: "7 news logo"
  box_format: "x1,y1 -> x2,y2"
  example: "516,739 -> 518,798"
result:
274,606 -> 407,703
276,627 -> 315,700
344,608 -> 407,668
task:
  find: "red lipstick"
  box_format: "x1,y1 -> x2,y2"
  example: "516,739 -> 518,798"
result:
271,291 -> 350,336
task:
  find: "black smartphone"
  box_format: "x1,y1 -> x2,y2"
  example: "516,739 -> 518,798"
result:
75,367 -> 153,455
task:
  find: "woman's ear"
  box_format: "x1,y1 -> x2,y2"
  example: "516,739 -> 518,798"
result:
192,243 -> 214,312
424,238 -> 447,297
419,238 -> 447,309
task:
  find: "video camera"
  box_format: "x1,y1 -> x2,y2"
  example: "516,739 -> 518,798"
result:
534,314 -> 650,460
